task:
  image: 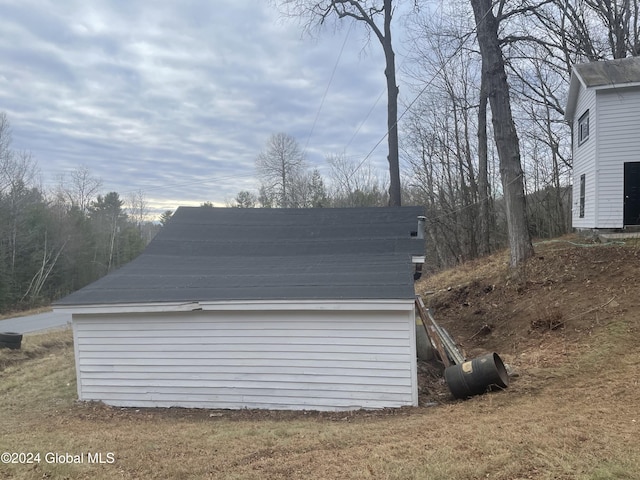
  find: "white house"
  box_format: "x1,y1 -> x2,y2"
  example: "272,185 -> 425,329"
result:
54,206 -> 425,411
565,56 -> 640,229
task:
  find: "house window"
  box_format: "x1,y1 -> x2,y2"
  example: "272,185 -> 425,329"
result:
579,174 -> 586,218
578,110 -> 590,145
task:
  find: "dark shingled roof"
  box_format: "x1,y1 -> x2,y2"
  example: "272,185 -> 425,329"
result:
55,206 -> 425,306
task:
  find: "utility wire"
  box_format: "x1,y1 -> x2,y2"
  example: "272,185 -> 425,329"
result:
346,7 -> 493,182
303,22 -> 354,153
344,89 -> 386,151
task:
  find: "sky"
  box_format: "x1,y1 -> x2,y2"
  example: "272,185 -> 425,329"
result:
0,0 -> 409,218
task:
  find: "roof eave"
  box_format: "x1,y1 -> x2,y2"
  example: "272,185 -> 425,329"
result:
54,298 -> 416,315
590,80 -> 640,91
53,302 -> 202,315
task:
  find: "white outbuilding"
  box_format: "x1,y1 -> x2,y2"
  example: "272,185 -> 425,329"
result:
566,56 -> 640,230
55,206 -> 425,411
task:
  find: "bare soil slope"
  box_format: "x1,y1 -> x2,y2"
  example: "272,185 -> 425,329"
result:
417,235 -> 639,400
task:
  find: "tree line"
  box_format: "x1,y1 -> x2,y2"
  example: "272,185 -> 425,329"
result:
0,113 -> 157,314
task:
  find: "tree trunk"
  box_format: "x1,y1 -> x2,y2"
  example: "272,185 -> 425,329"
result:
470,0 -> 533,268
292,1 -> 401,205
477,74 -> 491,256
383,0 -> 401,206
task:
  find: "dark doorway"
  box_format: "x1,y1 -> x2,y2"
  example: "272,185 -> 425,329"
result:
624,162 -> 640,225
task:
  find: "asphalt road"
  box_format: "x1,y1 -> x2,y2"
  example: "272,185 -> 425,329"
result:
0,311 -> 71,334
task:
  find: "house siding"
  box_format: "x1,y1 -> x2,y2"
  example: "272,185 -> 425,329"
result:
595,88 -> 640,228
572,86 -> 597,228
73,304 -> 417,411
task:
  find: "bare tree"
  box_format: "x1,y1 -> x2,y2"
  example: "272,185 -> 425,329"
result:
56,165 -> 102,215
256,133 -> 307,208
0,113 -> 12,191
470,0 -> 534,268
548,0 -> 640,60
21,232 -> 68,304
327,153 -> 388,206
0,115 -> 39,197
525,0 -> 640,66
126,189 -> 149,228
516,53 -> 572,236
402,5 -> 495,264
279,0 -> 402,206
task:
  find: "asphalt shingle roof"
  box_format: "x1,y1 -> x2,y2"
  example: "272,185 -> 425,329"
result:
565,57 -> 640,121
55,206 -> 425,305
574,56 -> 640,88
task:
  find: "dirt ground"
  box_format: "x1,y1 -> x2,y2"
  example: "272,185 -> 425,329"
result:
415,235 -> 640,404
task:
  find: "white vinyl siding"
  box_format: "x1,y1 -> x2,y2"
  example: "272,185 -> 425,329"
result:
573,166 -> 596,227
573,87 -> 598,228
595,88 -> 640,228
72,304 -> 417,411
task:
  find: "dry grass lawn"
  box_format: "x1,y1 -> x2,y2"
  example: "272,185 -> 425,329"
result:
1,238 -> 639,479
0,306 -> 52,321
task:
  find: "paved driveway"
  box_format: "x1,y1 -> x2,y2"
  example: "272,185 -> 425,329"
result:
0,311 -> 71,334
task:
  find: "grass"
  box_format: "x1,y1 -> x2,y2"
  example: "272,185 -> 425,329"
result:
0,306 -> 52,321
1,325 -> 639,479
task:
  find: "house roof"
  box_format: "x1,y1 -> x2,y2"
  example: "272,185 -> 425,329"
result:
55,206 -> 425,306
565,56 -> 640,121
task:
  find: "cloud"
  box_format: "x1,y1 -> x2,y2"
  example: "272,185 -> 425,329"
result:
0,0 -> 397,217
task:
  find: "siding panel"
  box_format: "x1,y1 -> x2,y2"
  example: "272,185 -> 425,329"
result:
595,88 -> 640,227
73,306 -> 417,411
572,86 -> 597,228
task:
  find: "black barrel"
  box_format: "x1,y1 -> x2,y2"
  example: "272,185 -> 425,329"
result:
0,332 -> 23,350
444,352 -> 509,399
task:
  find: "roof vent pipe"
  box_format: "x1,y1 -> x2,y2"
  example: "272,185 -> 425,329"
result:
417,216 -> 426,240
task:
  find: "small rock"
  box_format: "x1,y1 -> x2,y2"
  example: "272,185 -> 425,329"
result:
504,363 -> 519,377
606,300 -> 620,309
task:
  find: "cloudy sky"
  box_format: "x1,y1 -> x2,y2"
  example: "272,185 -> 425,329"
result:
0,0 -> 414,217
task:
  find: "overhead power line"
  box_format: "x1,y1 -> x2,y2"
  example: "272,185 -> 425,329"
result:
345,6 -> 492,182
303,22 -> 354,154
